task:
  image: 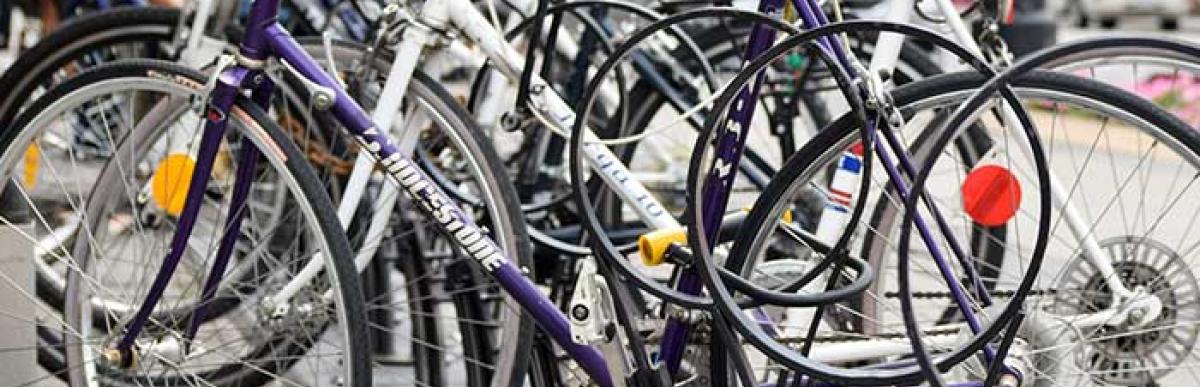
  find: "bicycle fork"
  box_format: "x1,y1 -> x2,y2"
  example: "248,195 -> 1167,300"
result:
107,66 -> 272,366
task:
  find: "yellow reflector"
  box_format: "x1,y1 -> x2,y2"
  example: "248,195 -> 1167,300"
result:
151,154 -> 196,216
22,144 -> 40,188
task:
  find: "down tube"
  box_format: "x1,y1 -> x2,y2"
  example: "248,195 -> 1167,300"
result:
262,25 -> 615,387
657,0 -> 788,374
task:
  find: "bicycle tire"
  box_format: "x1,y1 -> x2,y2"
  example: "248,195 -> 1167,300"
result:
616,17 -> 997,333
2,59 -> 369,387
731,70 -> 1200,384
0,6 -> 179,316
0,6 -> 179,130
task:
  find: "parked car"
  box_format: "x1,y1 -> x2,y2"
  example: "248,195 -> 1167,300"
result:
1059,0 -> 1189,30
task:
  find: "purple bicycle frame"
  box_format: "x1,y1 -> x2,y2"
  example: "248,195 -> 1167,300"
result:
109,0 -> 619,385
660,0 -> 1003,379
109,0 -> 1001,385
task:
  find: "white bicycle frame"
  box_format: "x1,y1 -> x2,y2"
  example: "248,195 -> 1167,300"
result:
863,0 -> 1157,329
271,0 -> 680,308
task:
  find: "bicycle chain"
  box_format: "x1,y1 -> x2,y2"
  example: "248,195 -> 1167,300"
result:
280,115 -> 358,175
884,288 -> 1058,299
640,288 -> 1060,347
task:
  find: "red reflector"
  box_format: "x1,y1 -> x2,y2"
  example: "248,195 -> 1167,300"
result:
961,165 -> 1021,227
206,108 -> 224,122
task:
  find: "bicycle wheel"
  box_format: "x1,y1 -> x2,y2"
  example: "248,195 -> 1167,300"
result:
277,39 -> 535,387
0,6 -> 179,131
730,70 -> 1200,385
863,70 -> 1200,387
0,6 -> 184,325
565,15 -> 993,382
0,59 -> 369,387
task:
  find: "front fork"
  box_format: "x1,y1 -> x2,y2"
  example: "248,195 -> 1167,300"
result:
108,66 -> 273,365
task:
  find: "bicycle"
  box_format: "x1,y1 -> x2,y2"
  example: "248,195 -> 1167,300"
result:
3,0 -> 1195,386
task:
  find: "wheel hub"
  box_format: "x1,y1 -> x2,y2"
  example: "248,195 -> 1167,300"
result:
1053,236 -> 1200,385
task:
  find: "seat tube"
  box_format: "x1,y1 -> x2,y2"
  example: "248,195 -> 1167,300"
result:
658,0 -> 787,375
867,0 -> 915,75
